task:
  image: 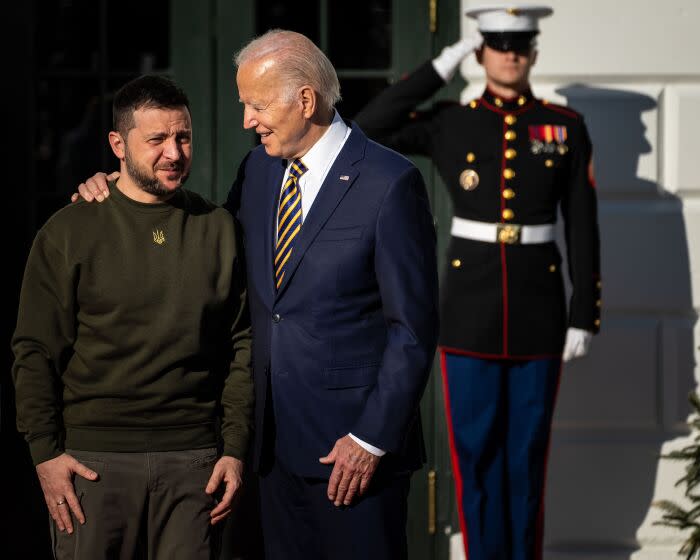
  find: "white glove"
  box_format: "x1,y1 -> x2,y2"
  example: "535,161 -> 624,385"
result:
432,33 -> 483,82
562,328 -> 593,362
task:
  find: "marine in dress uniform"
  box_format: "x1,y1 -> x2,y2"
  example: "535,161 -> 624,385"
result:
355,5 -> 601,560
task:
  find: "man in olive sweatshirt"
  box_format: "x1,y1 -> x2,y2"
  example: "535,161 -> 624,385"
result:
11,75 -> 253,560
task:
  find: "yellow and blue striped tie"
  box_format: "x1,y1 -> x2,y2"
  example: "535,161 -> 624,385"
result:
275,158 -> 307,289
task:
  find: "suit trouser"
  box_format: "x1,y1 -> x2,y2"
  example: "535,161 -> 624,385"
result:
50,448 -> 221,560
440,351 -> 561,560
258,457 -> 410,560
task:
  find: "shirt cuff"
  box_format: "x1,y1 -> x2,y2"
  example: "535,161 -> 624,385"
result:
349,433 -> 386,456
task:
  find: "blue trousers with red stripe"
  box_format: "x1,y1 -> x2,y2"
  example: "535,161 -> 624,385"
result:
440,351 -> 561,560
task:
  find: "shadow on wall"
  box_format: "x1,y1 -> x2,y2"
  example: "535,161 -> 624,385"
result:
544,85 -> 697,558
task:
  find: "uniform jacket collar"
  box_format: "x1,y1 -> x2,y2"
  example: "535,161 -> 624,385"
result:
480,86 -> 535,113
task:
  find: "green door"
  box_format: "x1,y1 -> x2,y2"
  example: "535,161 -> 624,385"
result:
171,1 -> 462,557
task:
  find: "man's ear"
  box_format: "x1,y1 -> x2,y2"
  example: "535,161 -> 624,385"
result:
299,85 -> 317,119
108,131 -> 126,160
530,49 -> 538,67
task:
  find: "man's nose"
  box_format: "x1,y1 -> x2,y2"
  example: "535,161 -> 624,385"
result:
162,138 -> 182,159
243,107 -> 258,129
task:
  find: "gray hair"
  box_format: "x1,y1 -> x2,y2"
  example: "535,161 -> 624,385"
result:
234,29 -> 341,112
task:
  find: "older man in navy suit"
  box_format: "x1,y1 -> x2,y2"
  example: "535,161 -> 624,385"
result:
76,30 -> 438,559
225,30 -> 438,559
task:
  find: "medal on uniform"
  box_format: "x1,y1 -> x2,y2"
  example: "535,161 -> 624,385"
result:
459,169 -> 479,190
529,124 -> 568,157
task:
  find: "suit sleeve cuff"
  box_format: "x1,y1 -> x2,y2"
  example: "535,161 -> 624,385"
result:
349,433 -> 386,456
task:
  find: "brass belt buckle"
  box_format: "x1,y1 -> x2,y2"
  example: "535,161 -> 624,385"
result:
497,223 -> 522,244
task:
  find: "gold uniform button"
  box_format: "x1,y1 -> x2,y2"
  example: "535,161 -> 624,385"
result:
451,259 -> 462,268
597,280 -> 602,288
503,168 -> 515,180
594,319 -> 601,327
517,96 -> 527,106
505,148 -> 517,160
596,299 -> 602,307
466,152 -> 476,163
549,264 -> 557,272
502,208 -> 514,221
504,114 -> 516,125
503,188 -> 515,200
505,130 -> 517,141
494,98 -> 504,107
469,100 -> 478,109
545,159 -> 554,168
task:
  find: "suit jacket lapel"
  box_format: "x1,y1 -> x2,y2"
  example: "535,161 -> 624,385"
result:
275,123 -> 366,298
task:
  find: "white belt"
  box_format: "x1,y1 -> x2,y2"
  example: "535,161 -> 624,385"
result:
450,217 -> 555,245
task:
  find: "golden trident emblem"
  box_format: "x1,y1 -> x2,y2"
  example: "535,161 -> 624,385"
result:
152,229 -> 166,245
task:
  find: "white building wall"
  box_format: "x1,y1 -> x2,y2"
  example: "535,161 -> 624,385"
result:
451,1 -> 700,558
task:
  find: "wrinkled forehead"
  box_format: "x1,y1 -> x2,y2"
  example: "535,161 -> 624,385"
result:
131,105 -> 192,132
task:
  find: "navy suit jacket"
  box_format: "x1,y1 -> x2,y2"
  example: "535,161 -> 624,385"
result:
226,122 -> 439,478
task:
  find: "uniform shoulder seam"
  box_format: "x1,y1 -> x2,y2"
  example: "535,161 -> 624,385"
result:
540,101 -> 582,119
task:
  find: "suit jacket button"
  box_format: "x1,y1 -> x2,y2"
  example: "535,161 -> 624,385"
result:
272,313 -> 281,323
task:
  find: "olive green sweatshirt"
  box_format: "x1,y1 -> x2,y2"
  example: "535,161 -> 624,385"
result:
12,182 -> 253,465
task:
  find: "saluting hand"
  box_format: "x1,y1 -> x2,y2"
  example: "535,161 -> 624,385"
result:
432,33 -> 484,82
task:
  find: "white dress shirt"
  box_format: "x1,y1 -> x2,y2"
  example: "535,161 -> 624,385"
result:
276,111 -> 385,458
277,110 -> 350,231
